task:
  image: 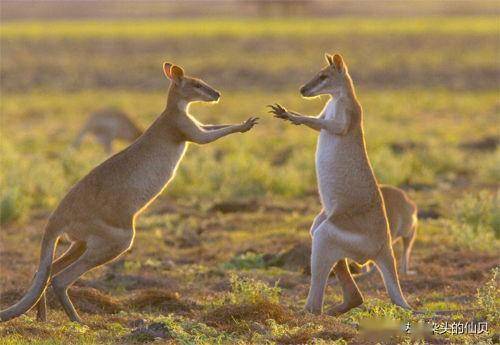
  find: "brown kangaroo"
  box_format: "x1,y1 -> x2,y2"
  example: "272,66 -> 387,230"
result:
0,62 -> 258,323
349,185 -> 418,277
269,53 -> 411,315
72,108 -> 143,154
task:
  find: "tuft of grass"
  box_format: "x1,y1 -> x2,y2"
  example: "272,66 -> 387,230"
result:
204,274 -> 290,333
341,298 -> 417,327
222,252 -> 266,271
0,186 -> 30,225
125,289 -> 190,314
475,266 -> 499,324
204,299 -> 292,334
445,191 -> 500,251
266,319 -> 327,345
228,274 -> 281,305
124,315 -> 238,344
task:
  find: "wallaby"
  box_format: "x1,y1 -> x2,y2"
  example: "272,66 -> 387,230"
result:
0,62 -> 258,323
72,107 -> 143,154
349,185 -> 418,277
269,53 -> 411,315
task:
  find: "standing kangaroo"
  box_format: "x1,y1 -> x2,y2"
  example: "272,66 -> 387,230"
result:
0,62 -> 258,323
349,185 -> 418,277
72,108 -> 143,154
269,53 -> 411,315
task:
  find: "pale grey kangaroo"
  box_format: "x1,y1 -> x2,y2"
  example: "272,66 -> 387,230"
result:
269,53 -> 411,315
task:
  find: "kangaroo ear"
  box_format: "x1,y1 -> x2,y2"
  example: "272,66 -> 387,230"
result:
163,62 -> 173,79
325,53 -> 334,66
333,54 -> 345,72
171,65 -> 184,81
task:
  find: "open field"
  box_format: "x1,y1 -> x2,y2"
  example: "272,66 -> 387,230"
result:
0,13 -> 499,345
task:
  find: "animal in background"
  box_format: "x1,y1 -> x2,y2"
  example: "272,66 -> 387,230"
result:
0,62 -> 258,324
349,185 -> 418,277
72,107 -> 143,154
269,53 -> 411,315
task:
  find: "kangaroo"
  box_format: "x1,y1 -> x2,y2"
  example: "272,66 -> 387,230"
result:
349,185 -> 418,277
269,53 -> 411,315
0,62 -> 258,323
72,107 -> 143,154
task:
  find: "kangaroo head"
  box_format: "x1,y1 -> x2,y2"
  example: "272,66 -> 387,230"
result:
163,62 -> 221,103
300,53 -> 349,97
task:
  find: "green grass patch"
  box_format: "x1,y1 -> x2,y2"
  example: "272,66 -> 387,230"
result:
1,17 -> 497,40
444,191 -> 500,252
222,252 -> 267,271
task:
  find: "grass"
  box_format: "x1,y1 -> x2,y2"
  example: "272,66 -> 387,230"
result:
444,191 -> 500,252
1,17 -> 497,40
1,13 -> 499,344
1,89 -> 497,224
475,267 -> 499,324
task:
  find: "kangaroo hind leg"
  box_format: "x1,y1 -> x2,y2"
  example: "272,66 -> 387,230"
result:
305,220 -> 343,315
401,225 -> 417,275
36,241 -> 86,321
328,259 -> 364,315
309,209 -> 326,237
51,235 -> 132,323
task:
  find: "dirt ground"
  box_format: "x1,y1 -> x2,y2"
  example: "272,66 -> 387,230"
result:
1,195 -> 498,344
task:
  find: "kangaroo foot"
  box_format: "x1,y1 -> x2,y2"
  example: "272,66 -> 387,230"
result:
327,294 -> 363,316
304,302 -> 323,315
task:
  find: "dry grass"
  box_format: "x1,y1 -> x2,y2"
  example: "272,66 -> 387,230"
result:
204,300 -> 292,333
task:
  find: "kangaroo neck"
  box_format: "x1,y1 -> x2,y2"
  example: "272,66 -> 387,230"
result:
164,86 -> 190,115
331,75 -> 357,103
134,89 -> 189,147
334,75 -> 363,128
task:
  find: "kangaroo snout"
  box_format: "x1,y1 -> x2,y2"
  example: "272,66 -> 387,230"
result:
300,85 -> 310,97
212,91 -> 221,101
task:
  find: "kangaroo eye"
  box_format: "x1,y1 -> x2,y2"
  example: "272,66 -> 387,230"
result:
319,75 -> 327,81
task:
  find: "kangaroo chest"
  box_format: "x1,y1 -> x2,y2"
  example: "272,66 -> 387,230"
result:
316,98 -> 342,163
314,99 -> 375,213
135,142 -> 186,200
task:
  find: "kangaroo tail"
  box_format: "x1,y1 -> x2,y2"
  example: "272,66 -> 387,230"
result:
0,230 -> 58,322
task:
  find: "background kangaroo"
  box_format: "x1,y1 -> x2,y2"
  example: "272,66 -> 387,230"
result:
349,185 -> 418,278
269,53 -> 411,315
72,107 -> 143,154
0,62 -> 258,323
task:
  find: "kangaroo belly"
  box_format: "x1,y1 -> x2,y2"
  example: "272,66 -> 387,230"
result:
315,133 -> 378,215
130,143 -> 186,211
62,141 -> 187,224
